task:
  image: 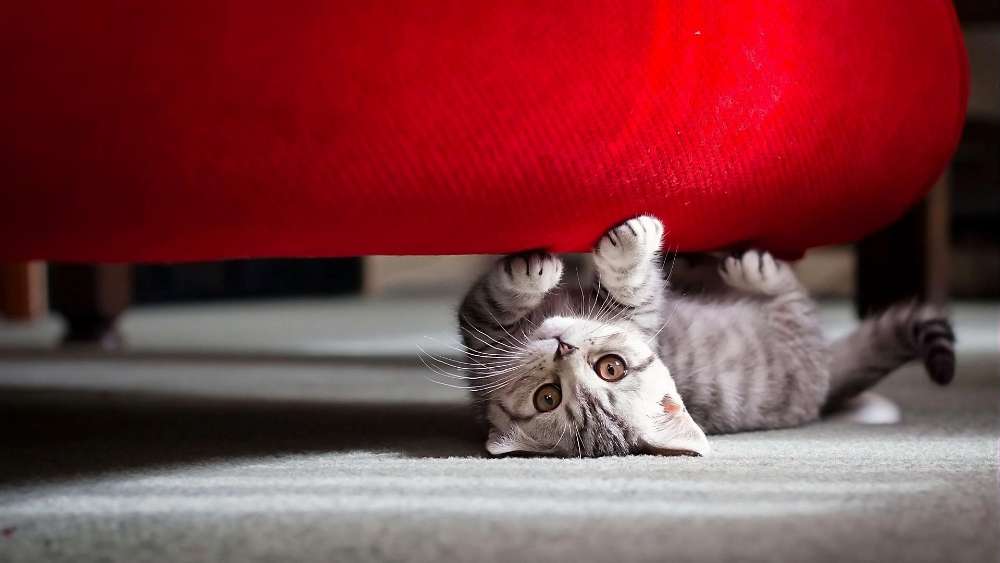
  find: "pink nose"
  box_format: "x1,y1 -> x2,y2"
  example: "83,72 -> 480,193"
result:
555,338 -> 577,359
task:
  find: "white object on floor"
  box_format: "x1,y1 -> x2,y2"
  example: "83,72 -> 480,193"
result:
828,391 -> 901,425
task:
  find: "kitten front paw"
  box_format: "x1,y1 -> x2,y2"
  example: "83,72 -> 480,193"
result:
593,216 -> 664,270
495,252 -> 563,295
719,250 -> 799,296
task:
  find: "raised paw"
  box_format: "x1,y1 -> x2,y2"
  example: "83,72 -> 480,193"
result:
719,250 -> 800,296
494,252 -> 563,296
593,216 -> 664,271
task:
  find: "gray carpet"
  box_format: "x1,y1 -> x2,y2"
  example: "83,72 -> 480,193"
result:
0,301 -> 997,563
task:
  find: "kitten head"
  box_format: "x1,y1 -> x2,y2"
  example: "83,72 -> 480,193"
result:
477,316 -> 709,457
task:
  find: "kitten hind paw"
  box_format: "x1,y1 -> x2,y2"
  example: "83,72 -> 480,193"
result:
719,250 -> 800,296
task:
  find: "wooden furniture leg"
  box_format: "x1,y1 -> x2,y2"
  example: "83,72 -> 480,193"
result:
0,262 -> 47,321
855,175 -> 950,316
49,264 -> 132,348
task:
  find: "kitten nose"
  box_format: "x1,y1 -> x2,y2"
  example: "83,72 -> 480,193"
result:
555,338 -> 578,359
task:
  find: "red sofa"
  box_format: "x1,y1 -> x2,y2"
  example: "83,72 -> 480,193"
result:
0,1 -> 967,264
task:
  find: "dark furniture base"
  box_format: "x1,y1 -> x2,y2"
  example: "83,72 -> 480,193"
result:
855,178 -> 949,316
49,264 -> 131,349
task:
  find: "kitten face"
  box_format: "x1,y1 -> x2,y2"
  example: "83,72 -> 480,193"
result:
483,316 -> 710,457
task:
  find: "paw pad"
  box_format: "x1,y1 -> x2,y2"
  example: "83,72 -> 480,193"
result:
593,216 -> 664,268
496,252 -> 563,295
718,250 -> 797,295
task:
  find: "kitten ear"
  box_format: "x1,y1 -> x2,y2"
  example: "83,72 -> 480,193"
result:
639,397 -> 711,457
486,429 -> 535,456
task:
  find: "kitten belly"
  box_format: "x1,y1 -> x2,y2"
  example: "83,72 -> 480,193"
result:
657,299 -> 828,434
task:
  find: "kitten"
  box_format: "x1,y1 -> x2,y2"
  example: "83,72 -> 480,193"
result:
446,216 -> 955,457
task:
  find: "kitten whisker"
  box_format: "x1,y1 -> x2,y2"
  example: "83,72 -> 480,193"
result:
433,340 -> 513,360
483,306 -> 532,349
460,323 -> 525,355
422,346 -> 523,367
520,328 -> 536,347
426,377 -> 519,393
477,373 -> 530,395
418,350 -> 531,389
510,420 -> 569,454
596,300 -> 630,327
591,281 -> 615,324
586,276 -> 602,320
443,348 -> 512,362
481,359 -> 541,396
419,361 -> 491,389
417,345 -> 521,367
646,289 -> 687,344
548,422 -> 569,453
417,353 -> 523,378
662,244 -> 679,289
431,362 -> 530,381
459,316 -> 527,354
423,366 -> 526,393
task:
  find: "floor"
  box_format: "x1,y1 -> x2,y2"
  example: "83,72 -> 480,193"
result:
0,298 -> 997,563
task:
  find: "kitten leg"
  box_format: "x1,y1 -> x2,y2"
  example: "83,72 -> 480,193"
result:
590,216 -> 666,335
459,252 -> 563,353
718,250 -> 802,296
825,303 -> 955,409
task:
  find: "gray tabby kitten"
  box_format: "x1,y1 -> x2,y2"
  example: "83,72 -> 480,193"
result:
451,216 -> 955,457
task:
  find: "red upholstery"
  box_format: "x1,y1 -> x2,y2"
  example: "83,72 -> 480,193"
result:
0,1 -> 967,262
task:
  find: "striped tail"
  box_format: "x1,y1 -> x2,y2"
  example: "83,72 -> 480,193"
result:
825,303 -> 956,410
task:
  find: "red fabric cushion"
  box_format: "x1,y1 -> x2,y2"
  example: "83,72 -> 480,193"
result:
0,1 -> 967,262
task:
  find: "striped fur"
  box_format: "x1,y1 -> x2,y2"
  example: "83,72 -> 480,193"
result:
452,216 -> 957,457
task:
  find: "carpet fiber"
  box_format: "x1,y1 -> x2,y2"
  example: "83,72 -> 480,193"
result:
0,301 -> 997,562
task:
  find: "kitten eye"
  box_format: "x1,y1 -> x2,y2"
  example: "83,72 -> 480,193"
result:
533,384 -> 562,412
595,354 -> 628,382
